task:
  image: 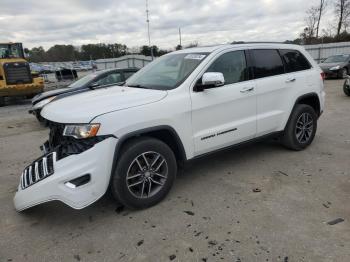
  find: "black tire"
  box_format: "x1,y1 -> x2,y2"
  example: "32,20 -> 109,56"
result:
282,104 -> 318,151
111,137 -> 177,209
344,79 -> 350,96
339,68 -> 348,79
0,96 -> 4,107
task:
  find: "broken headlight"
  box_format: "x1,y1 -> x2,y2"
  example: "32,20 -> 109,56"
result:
63,124 -> 100,139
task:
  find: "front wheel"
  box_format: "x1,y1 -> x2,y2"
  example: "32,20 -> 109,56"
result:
111,137 -> 177,209
282,104 -> 318,151
344,79 -> 350,96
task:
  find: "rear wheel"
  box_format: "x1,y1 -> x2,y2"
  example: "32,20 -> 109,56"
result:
282,104 -> 318,150
111,137 -> 177,209
339,68 -> 348,79
344,79 -> 350,96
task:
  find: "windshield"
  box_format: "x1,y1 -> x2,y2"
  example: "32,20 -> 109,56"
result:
0,44 -> 23,59
324,55 -> 349,63
68,73 -> 97,88
126,52 -> 209,90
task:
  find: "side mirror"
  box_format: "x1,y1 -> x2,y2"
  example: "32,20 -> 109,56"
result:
89,82 -> 100,89
194,72 -> 225,92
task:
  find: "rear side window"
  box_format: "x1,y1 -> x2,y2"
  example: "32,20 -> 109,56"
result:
279,49 -> 311,73
206,50 -> 248,85
251,49 -> 284,79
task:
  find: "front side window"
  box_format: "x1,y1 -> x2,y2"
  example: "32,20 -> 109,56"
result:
279,49 -> 311,73
126,53 -> 209,90
206,51 -> 248,85
68,74 -> 97,88
95,72 -> 122,86
124,71 -> 136,79
251,49 -> 284,79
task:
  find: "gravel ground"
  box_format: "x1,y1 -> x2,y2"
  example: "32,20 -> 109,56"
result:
0,80 -> 349,262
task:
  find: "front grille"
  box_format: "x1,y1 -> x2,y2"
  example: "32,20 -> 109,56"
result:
4,62 -> 33,85
21,152 -> 56,189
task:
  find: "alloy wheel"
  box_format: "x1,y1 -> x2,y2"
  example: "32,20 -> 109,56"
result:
126,151 -> 168,198
295,112 -> 314,144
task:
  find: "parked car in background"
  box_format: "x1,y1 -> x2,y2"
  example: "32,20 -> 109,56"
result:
343,76 -> 350,96
30,67 -> 139,122
319,54 -> 350,79
15,43 -> 325,211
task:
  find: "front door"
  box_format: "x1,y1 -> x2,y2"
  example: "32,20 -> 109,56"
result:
191,50 -> 257,156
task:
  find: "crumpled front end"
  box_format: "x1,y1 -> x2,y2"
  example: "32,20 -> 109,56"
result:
14,121 -> 118,211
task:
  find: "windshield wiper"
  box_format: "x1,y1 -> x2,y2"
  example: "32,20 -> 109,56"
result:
127,84 -> 150,89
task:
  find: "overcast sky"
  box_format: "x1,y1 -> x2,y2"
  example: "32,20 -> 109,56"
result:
0,0 -> 331,50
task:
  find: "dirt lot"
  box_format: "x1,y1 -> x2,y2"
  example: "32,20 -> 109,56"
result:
0,80 -> 349,262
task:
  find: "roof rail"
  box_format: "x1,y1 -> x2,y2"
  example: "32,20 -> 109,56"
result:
231,41 -> 287,45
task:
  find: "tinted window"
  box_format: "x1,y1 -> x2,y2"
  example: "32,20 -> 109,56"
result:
206,51 -> 248,85
95,72 -> 122,86
251,49 -> 284,79
124,71 -> 136,79
280,49 -> 311,72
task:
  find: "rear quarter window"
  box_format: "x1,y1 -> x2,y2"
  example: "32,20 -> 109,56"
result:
279,49 -> 311,73
251,49 -> 284,79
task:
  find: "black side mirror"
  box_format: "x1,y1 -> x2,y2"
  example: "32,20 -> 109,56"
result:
89,82 -> 100,89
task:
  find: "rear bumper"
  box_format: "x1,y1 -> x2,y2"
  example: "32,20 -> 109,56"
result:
14,137 -> 118,211
322,69 -> 340,78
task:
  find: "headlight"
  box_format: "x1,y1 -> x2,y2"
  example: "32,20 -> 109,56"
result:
63,124 -> 100,139
329,65 -> 340,71
33,96 -> 56,109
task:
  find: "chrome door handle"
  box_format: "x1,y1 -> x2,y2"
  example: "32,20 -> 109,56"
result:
240,87 -> 254,93
286,78 -> 296,83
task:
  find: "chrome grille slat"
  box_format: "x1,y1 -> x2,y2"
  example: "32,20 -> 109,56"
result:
28,166 -> 33,184
20,171 -> 24,189
20,152 -> 56,189
42,157 -> 48,177
24,169 -> 28,188
34,162 -> 39,181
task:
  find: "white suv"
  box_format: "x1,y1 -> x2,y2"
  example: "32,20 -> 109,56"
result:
14,43 -> 325,211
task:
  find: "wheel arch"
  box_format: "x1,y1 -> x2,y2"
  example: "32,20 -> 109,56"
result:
110,126 -> 187,177
294,92 -> 321,117
282,92 -> 321,132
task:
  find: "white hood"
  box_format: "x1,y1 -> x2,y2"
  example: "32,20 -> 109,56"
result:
41,86 -> 168,123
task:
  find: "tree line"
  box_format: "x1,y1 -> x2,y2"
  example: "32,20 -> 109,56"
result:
25,43 -> 171,63
288,0 -> 350,44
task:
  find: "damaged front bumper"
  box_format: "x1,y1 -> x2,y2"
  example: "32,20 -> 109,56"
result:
14,136 -> 118,211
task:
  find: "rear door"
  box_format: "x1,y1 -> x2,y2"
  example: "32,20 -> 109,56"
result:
249,49 -> 292,136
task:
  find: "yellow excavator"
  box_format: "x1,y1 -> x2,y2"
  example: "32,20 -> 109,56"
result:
0,42 -> 44,106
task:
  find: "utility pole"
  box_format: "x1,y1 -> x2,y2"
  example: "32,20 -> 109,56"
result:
179,27 -> 182,49
146,0 -> 154,60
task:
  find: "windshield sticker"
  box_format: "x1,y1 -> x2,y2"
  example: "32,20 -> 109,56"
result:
184,54 -> 206,60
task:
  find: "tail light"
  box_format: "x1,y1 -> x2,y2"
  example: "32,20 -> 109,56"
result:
321,72 -> 325,81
